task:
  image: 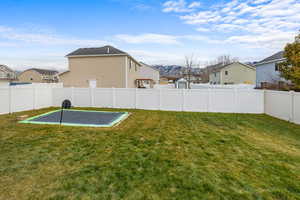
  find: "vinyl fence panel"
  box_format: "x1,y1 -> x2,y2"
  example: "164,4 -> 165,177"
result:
294,92 -> 300,124
136,89 -> 160,110
160,89 -> 182,111
73,88 -> 92,107
265,91 -> 292,121
0,88 -> 10,114
93,88 -> 114,108
183,89 -> 209,112
11,88 -> 35,113
52,88 -> 73,107
237,90 -> 264,113
115,88 -> 136,109
35,88 -> 53,109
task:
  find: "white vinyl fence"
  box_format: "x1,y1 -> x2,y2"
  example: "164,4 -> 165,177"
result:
265,90 -> 300,125
0,87 -> 299,125
52,88 -> 264,113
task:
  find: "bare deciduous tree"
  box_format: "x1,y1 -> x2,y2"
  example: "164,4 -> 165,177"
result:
183,55 -> 200,89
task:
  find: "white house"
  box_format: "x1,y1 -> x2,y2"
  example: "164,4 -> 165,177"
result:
254,51 -> 287,87
0,65 -> 17,87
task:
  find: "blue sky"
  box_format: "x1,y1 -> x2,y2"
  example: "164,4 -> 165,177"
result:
0,0 -> 299,70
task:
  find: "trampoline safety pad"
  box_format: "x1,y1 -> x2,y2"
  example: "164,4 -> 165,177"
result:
19,109 -> 130,127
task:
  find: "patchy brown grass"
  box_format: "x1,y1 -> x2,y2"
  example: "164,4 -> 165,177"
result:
0,107 -> 300,200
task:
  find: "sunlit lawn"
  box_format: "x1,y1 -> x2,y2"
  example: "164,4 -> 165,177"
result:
0,107 -> 300,200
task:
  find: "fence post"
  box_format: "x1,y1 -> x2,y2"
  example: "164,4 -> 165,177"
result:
234,88 -> 238,113
8,86 -> 12,114
135,88 -> 138,109
159,88 -> 162,110
112,87 -> 116,108
90,88 -> 95,107
50,87 -> 54,107
263,90 -> 266,114
71,87 -> 75,106
181,89 -> 185,111
289,90 -> 295,123
33,87 -> 36,110
207,88 -> 211,112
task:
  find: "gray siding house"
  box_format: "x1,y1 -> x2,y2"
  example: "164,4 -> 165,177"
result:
254,51 -> 286,87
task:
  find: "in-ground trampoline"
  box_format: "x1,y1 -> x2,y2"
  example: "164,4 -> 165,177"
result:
20,109 -> 129,127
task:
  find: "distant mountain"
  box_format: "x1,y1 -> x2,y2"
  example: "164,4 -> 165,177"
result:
152,65 -> 203,77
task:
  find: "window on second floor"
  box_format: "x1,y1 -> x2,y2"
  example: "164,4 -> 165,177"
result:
275,63 -> 279,71
214,73 -> 216,77
225,71 -> 228,75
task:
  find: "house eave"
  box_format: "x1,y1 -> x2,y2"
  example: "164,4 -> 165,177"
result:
66,54 -> 142,66
254,58 -> 286,66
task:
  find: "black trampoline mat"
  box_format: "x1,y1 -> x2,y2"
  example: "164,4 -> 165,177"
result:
20,109 -> 129,127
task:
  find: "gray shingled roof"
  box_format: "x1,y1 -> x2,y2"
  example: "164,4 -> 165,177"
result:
257,51 -> 284,64
30,68 -> 59,75
67,46 -> 127,57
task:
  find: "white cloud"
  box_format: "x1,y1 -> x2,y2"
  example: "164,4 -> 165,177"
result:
196,27 -> 210,32
0,25 -> 108,46
128,49 -> 185,65
162,0 -> 201,13
188,1 -> 201,8
115,33 -> 181,45
115,33 -> 221,45
166,0 -> 300,49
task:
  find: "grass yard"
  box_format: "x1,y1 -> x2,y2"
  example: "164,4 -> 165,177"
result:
0,107 -> 300,200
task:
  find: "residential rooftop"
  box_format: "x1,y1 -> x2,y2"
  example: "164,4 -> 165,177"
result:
66,46 -> 127,57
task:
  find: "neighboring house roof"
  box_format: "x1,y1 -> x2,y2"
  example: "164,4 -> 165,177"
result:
210,62 -> 255,73
140,62 -> 160,72
21,68 -> 59,76
59,70 -> 70,76
255,51 -> 285,66
0,64 -> 17,80
66,45 -> 142,66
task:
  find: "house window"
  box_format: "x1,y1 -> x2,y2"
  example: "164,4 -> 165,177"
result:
225,71 -> 228,75
129,59 -> 132,69
214,73 -> 216,77
275,63 -> 279,71
30,78 -> 33,81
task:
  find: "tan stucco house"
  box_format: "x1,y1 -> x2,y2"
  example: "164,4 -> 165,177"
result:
0,64 -> 17,86
18,68 -> 59,83
136,63 -> 160,88
209,62 -> 256,85
59,46 -> 142,88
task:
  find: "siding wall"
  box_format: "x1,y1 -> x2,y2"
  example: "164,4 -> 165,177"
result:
255,62 -> 284,87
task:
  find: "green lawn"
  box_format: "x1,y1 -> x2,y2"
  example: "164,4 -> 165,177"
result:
0,108 -> 300,200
